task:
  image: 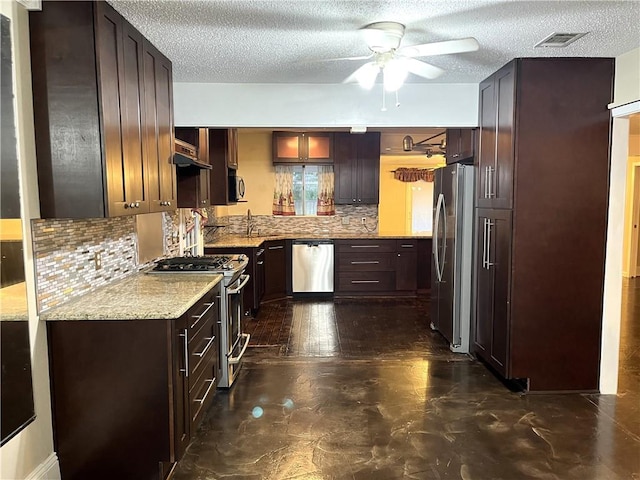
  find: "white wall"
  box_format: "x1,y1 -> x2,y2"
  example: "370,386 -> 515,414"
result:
612,47 -> 640,108
0,2 -> 59,479
174,82 -> 479,128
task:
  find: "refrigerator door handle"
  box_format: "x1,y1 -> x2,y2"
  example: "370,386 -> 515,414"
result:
433,193 -> 444,282
440,195 -> 447,282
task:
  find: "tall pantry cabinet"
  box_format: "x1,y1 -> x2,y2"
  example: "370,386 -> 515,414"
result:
473,58 -> 614,392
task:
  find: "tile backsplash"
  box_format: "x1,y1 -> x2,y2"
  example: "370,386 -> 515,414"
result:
205,205 -> 379,242
32,212 -> 180,313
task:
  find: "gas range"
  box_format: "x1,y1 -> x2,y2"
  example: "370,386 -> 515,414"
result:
150,255 -> 248,280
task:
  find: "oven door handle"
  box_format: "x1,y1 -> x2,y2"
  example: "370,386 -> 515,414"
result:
226,274 -> 250,294
228,333 -> 250,365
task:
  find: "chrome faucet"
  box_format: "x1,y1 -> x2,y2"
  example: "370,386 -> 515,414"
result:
246,209 -> 256,237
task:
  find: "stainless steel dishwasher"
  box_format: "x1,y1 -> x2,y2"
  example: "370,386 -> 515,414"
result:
292,240 -> 334,293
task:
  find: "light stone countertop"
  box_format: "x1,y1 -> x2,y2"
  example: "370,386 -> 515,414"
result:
206,233 -> 432,249
0,282 -> 29,321
40,273 -> 224,321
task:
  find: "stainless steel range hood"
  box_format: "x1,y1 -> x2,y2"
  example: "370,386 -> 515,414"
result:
173,138 -> 212,169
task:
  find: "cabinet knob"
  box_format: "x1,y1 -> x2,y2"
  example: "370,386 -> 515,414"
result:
167,201 -> 171,206
135,202 -> 140,208
201,200 -> 207,205
452,153 -> 460,158
397,253 -> 401,257
352,198 -> 356,202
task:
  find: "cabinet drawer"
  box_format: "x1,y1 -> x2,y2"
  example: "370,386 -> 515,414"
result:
189,317 -> 216,376
336,239 -> 396,253
336,272 -> 396,292
396,240 -> 417,250
189,347 -> 217,426
337,252 -> 395,271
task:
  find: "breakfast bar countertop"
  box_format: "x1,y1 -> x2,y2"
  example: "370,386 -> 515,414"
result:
40,272 -> 224,321
205,233 -> 432,248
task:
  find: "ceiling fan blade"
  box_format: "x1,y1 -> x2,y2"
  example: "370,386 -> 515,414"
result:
404,58 -> 445,80
344,62 -> 380,90
307,53 -> 374,63
398,37 -> 480,57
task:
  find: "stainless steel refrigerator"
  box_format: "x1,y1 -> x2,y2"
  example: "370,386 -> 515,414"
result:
430,163 -> 474,353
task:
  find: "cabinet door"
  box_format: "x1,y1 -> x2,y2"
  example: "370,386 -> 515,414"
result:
173,316 -> 190,460
118,21 -> 149,213
333,132 -> 357,204
477,62 -> 515,209
96,5 -> 129,217
305,133 -> 333,163
476,77 -> 496,208
473,209 -> 512,376
255,247 -> 265,306
273,132 -> 302,162
227,128 -> 239,169
263,240 -> 287,301
356,132 -> 381,204
175,128 -> 210,208
143,41 -> 176,212
396,240 -> 417,291
446,129 -> 474,164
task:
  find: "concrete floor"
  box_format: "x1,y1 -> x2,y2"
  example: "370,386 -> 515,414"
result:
173,282 -> 639,480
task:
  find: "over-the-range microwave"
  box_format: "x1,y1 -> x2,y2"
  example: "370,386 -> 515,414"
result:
228,173 -> 245,203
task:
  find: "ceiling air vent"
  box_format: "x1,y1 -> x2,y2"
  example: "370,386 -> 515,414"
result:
535,32 -> 587,48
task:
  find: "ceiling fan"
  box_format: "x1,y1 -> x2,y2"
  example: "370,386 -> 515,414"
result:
342,22 -> 479,91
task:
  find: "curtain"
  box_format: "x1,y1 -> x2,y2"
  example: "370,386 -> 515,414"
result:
273,165 -> 296,215
394,168 -> 434,183
316,165 -> 335,216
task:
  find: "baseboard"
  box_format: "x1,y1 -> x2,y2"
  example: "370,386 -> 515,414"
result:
25,453 -> 60,480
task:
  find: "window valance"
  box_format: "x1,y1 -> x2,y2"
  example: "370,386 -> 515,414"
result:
393,168 -> 435,183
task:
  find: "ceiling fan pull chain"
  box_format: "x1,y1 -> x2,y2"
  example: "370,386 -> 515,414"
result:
381,85 -> 387,111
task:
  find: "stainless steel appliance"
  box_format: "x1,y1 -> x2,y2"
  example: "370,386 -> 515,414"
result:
292,240 -> 334,293
150,255 -> 250,388
431,164 -> 474,353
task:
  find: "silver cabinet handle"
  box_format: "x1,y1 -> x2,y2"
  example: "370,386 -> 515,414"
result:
488,166 -> 495,198
482,218 -> 488,269
179,329 -> 189,377
268,245 -> 284,250
351,280 -> 380,284
256,249 -> 265,256
400,244 -> 414,248
350,261 -> 379,265
484,166 -> 489,199
194,379 -> 216,404
194,336 -> 216,358
486,219 -> 495,267
190,301 -> 216,329
257,260 -> 264,265
351,245 -> 379,248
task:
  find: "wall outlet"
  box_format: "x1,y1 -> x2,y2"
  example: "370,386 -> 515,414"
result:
94,252 -> 102,270
361,217 -> 367,224
341,216 -> 350,225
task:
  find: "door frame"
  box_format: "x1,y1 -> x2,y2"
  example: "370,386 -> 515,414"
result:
629,164 -> 640,277
601,100 -> 640,394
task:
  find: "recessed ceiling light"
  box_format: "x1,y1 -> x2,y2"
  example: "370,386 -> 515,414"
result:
535,32 -> 588,48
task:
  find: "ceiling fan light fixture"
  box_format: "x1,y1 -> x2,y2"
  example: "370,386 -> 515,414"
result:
383,58 -> 409,91
354,62 -> 380,89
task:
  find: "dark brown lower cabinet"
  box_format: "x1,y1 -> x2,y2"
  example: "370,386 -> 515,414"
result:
334,239 -> 423,296
473,209 -> 512,377
47,286 -> 219,480
263,240 -> 288,302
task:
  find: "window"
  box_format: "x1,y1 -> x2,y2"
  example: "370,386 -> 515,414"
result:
274,165 -> 334,216
292,165 -> 319,215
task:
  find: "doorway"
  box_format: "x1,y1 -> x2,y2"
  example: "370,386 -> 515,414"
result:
623,163 -> 640,277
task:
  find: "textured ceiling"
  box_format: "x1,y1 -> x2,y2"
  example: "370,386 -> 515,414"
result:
109,0 -> 640,85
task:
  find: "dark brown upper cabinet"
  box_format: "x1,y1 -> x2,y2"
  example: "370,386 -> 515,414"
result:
334,132 -> 381,205
209,129 -> 240,205
445,128 -> 475,165
272,132 -> 333,164
175,128 -> 211,209
29,1 -> 175,218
